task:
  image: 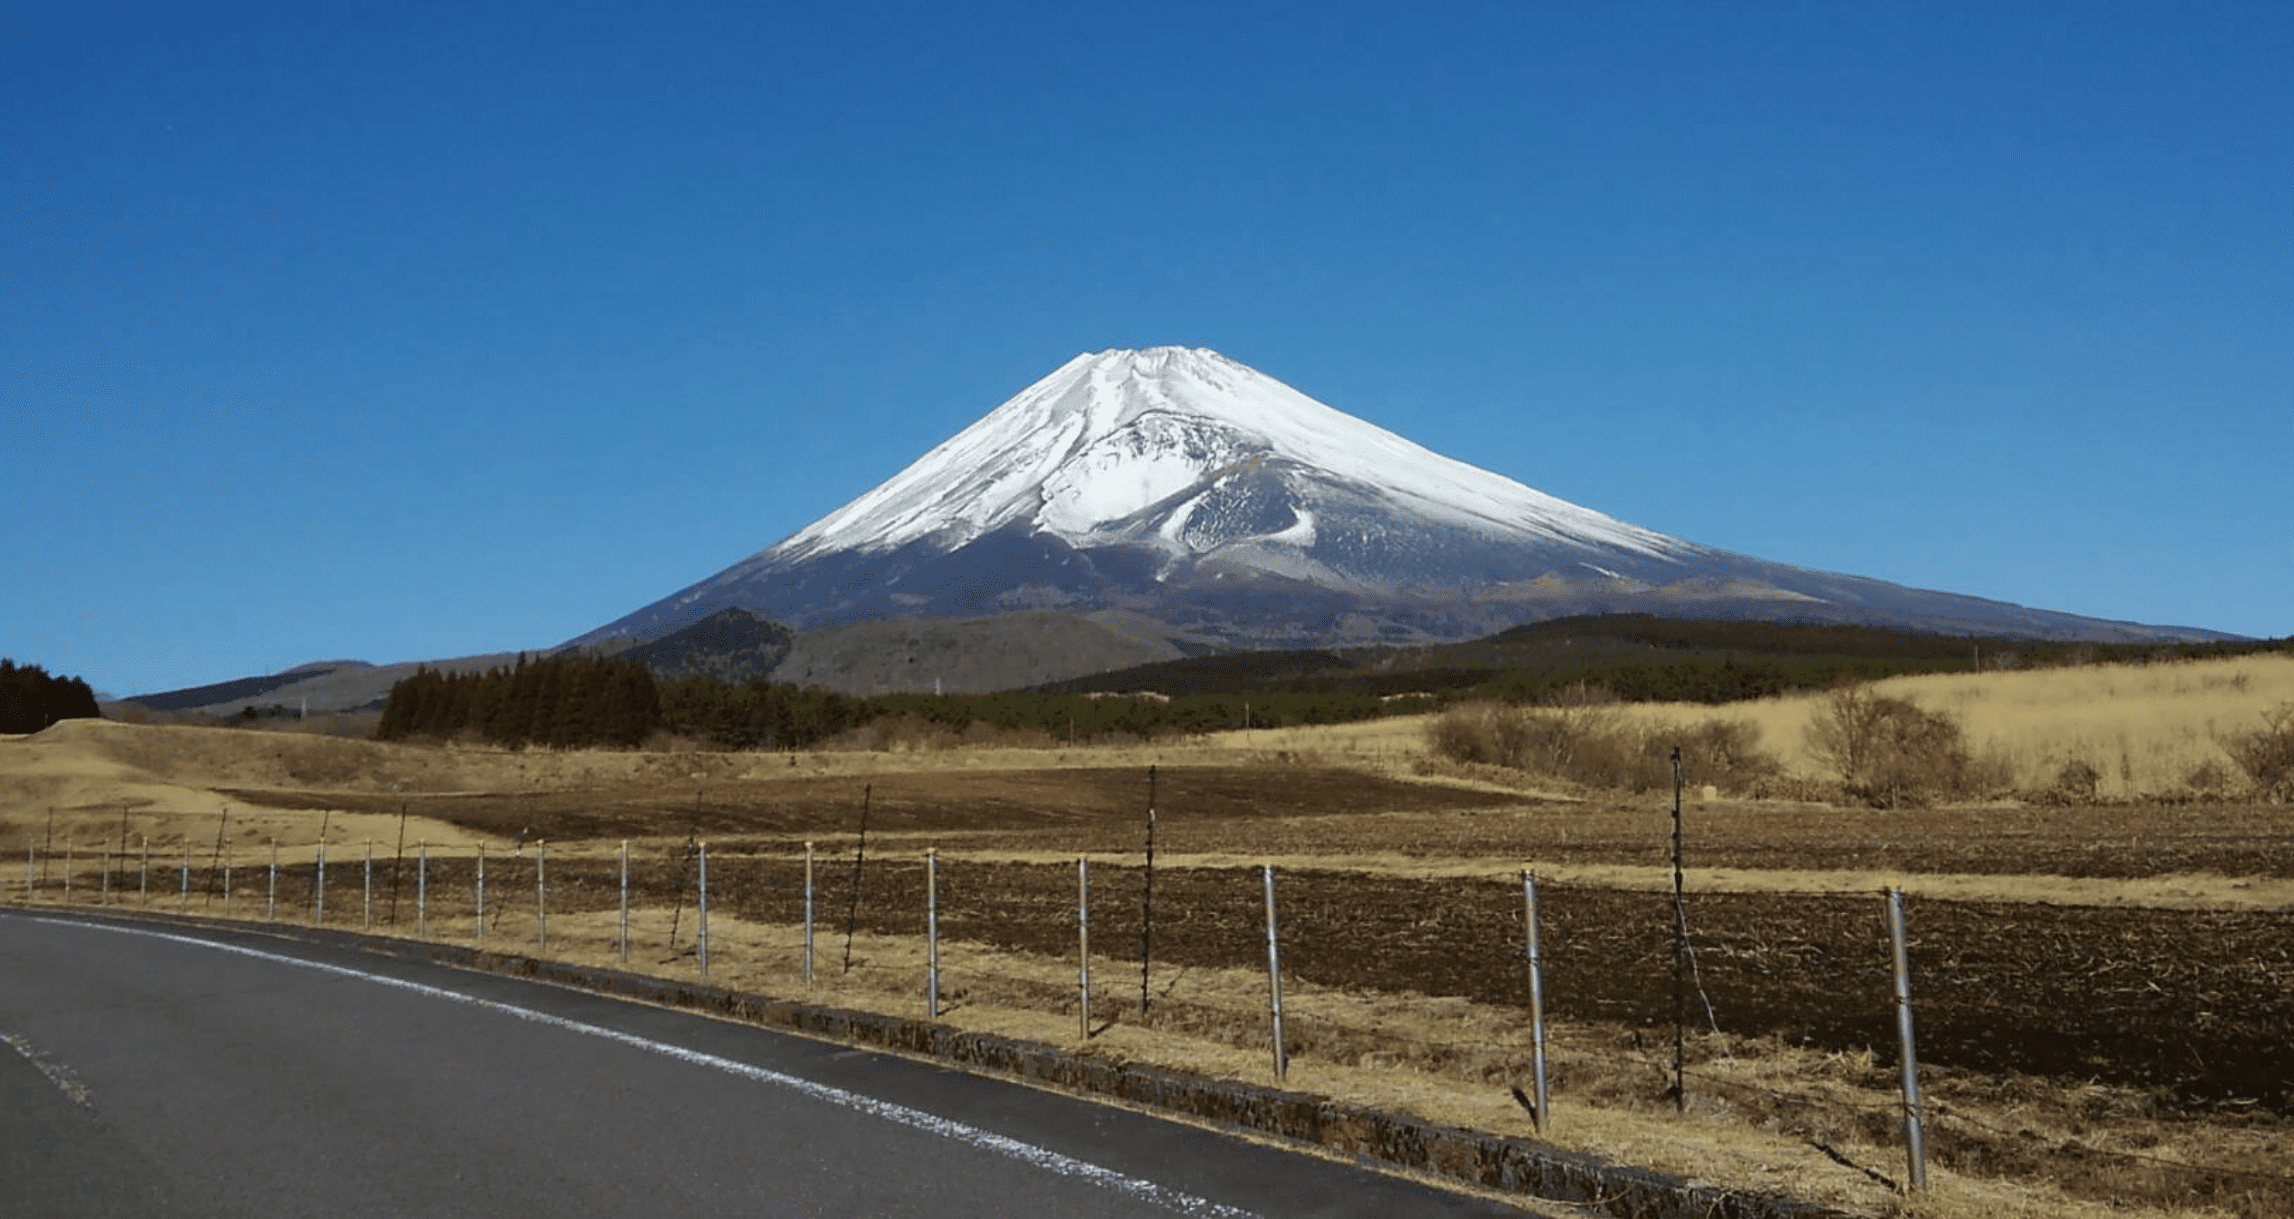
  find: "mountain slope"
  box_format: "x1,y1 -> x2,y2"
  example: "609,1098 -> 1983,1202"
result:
572,347 -> 2230,663
618,607 -> 793,684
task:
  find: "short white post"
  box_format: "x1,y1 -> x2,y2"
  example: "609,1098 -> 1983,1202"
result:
179,842 -> 190,912
696,842 -> 710,979
1078,856 -> 1092,1040
101,847 -> 111,904
62,841 -> 72,901
25,843 -> 35,902
1263,864 -> 1288,1082
926,848 -> 940,1018
474,844 -> 486,941
140,835 -> 150,905
1887,889 -> 1929,1192
536,840 -> 548,952
267,839 -> 278,920
415,842 -> 428,936
802,841 -> 815,988
313,842 -> 326,924
222,861 -> 232,917
363,840 -> 374,929
1524,869 -> 1551,1132
618,840 -> 630,964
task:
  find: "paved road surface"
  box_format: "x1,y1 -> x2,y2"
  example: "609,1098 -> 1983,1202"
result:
2,911 -> 1574,1217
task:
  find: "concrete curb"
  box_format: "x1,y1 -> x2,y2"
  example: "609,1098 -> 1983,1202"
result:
31,908 -> 1856,1219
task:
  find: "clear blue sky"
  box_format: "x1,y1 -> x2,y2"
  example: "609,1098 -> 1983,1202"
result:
6,1 -> 2289,698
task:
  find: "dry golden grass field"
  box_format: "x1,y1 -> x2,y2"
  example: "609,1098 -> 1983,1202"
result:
4,654 -> 2290,1219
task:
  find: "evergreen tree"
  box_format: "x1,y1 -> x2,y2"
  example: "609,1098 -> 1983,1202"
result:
0,659 -> 105,733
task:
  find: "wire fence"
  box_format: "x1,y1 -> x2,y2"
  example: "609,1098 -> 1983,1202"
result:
6,828 -> 2290,1208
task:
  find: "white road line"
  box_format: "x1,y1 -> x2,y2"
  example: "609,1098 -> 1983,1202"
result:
2,1029 -> 96,1111
59,919 -> 1259,1219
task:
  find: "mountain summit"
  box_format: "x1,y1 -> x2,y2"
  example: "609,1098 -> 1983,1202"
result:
575,347 -> 2222,655
777,346 -> 1690,583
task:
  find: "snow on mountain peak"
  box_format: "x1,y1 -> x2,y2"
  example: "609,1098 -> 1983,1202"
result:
768,346 -> 1689,567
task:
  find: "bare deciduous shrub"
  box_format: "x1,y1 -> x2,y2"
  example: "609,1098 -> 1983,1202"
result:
1803,685 -> 1980,808
1671,718 -> 1781,791
2053,757 -> 2102,802
2184,758 -> 2234,795
1423,695 -> 1778,794
2221,702 -> 2294,802
1423,700 -> 1506,766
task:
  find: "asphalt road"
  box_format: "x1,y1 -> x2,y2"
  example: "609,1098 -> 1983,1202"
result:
0,911 -> 1566,1217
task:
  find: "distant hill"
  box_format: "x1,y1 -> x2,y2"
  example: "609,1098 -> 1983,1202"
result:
117,654 -> 526,717
119,669 -> 342,713
1037,614 -> 2291,702
621,607 -> 794,683
769,608 -> 1188,695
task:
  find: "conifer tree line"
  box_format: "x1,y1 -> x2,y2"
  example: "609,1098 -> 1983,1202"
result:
0,659 -> 103,733
375,655 -> 660,748
650,678 -> 1400,750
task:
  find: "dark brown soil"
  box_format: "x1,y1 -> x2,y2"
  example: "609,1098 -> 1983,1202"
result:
278,847 -> 2291,1118
220,760 -> 2294,1118
224,764 -> 2294,877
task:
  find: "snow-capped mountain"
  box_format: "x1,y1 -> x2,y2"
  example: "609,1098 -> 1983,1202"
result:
572,347 -> 2225,655
771,346 -> 1686,572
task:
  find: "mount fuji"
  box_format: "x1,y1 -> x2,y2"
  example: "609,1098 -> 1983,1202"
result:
573,347 -> 2222,666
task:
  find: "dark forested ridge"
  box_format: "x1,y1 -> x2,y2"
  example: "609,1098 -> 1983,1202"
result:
619,606 -> 794,683
371,615 -> 2291,752
1043,614 -> 2290,702
115,668 -> 341,713
0,659 -> 103,732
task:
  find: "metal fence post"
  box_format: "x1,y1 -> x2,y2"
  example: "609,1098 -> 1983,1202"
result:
926,848 -> 940,1018
1078,855 -> 1092,1040
1264,864 -> 1287,1082
696,842 -> 710,979
1524,869 -> 1551,1132
1887,888 -> 1929,1192
536,840 -> 548,952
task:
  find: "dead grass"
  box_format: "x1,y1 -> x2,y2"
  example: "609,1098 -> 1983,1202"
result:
1584,654 -> 2294,801
7,708 -> 2291,1218
924,848 -> 2294,912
